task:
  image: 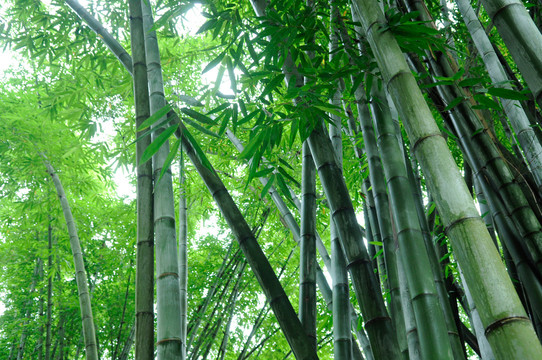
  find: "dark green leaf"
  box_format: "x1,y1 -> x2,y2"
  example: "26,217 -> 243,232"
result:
207,102 -> 231,115
196,19 -> 218,34
182,117 -> 220,138
226,56 -> 237,93
279,157 -> 294,171
260,74 -> 285,98
277,166 -> 300,189
137,104 -> 172,130
260,174 -> 276,199
157,138 -> 181,185
275,172 -> 292,200
240,130 -> 264,159
217,109 -> 231,136
444,96 -> 464,111
253,167 -> 274,178
181,125 -> 214,171
139,124 -> 179,165
473,94 -> 501,110
202,52 -> 226,74
181,108 -> 216,125
487,87 -> 528,100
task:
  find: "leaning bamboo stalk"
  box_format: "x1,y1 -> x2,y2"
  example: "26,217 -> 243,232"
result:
45,218 -> 53,360
351,0 -> 542,358
399,0 -> 542,271
66,2 -> 319,358
455,0 -> 542,195
42,157 -> 98,360
249,2 -> 400,358
339,12 -> 409,356
480,0 -> 542,108
227,130 -> 371,358
180,124 -> 319,358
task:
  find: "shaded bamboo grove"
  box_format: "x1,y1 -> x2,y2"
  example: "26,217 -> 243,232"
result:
3,0 -> 542,359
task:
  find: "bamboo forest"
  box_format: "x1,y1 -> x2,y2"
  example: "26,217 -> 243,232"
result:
3,0 -> 542,359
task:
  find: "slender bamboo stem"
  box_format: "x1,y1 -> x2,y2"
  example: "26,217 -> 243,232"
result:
128,0 -> 154,358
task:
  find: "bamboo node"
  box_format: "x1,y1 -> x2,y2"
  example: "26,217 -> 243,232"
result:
485,315 -> 531,336
157,272 -> 179,279
156,337 -> 183,346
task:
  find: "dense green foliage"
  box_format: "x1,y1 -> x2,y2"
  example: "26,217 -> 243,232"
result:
2,0 -> 542,359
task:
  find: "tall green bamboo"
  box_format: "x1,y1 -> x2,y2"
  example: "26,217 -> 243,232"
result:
340,11 -> 408,357
178,153 -> 188,360
226,130 -> 371,359
370,82 -> 453,360
45,218 -> 53,360
458,267 -> 495,360
480,0 -> 542,108
65,4 -> 317,357
141,2 -> 183,358
16,258 -> 41,360
329,3 -> 351,359
351,0 -> 542,358
299,140 -> 318,352
456,0 -> 542,194
398,0 -> 542,271
128,0 -> 154,358
299,1 -> 318,350
402,143 -> 464,359
249,2 -> 401,358
42,157 -> 98,360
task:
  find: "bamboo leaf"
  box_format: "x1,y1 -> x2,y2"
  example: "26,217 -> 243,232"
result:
260,173 -> 276,199
217,109 -> 231,136
137,104 -> 172,130
181,126 -> 214,171
314,105 -> 347,118
279,157 -> 294,171
132,116 -> 172,146
226,56 -> 237,93
182,117 -> 220,138
473,94 -> 501,110
157,137 -> 181,185
457,77 -> 485,87
196,19 -> 218,34
139,124 -> 179,165
207,102 -> 231,115
181,108 -> 216,125
254,168 -> 274,178
487,87 -> 528,100
444,96 -> 464,111
175,94 -> 204,107
277,166 -> 300,189
240,130 -> 264,160
275,172 -> 292,200
202,51 -> 226,74
260,74 -> 285,98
